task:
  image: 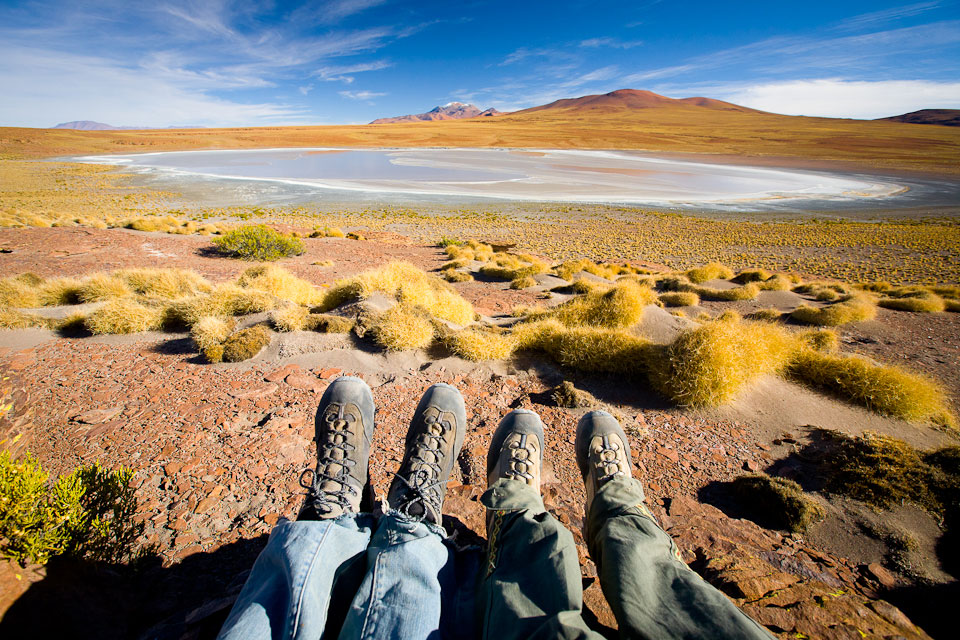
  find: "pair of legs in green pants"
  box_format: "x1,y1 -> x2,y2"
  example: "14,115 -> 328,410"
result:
479,408 -> 774,640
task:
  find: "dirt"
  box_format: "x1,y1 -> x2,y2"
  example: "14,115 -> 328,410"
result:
0,226 -> 957,639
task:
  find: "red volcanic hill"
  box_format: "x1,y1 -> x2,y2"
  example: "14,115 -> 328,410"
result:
516,89 -> 759,114
370,102 -> 502,124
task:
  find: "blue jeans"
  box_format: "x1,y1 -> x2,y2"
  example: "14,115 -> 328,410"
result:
217,511 -> 477,640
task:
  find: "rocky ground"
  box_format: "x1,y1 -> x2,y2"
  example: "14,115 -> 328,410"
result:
1,227 -> 957,639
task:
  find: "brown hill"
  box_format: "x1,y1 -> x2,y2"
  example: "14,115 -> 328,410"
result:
878,109 -> 960,127
371,102 -> 503,124
519,89 -> 758,114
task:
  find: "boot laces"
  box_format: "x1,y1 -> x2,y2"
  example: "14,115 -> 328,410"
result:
394,411 -> 452,519
593,434 -> 627,485
504,433 -> 536,483
300,406 -> 360,515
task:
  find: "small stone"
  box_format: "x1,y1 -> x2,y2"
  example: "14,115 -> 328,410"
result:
73,406 -> 123,424
743,460 -> 760,472
866,562 -> 897,589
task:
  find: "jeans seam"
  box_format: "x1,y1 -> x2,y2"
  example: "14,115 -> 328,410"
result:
359,544 -> 384,639
289,522 -> 333,639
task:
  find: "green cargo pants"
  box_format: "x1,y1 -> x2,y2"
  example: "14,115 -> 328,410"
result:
477,477 -> 774,640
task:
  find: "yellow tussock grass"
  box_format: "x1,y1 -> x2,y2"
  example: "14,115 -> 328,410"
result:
878,289 -> 946,313
321,262 -> 474,325
221,325 -> 272,362
84,298 -> 162,334
307,314 -> 355,333
0,276 -> 42,308
647,316 -> 800,407
659,291 -> 700,307
747,308 -> 783,322
758,275 -> 792,291
443,269 -> 473,283
191,316 -> 235,350
928,285 -> 960,299
798,329 -> 840,353
371,304 -> 435,351
694,283 -> 760,301
686,262 -> 734,284
0,309 -> 45,329
311,226 -> 345,238
789,350 -> 954,426
78,274 -> 132,302
37,277 -> 84,306
535,324 -> 652,373
946,299 -> 960,312
270,305 -> 309,332
551,281 -> 656,328
445,328 -> 517,361
236,265 -> 322,306
732,269 -> 771,283
791,295 -> 876,326
510,275 -> 537,289
163,284 -> 276,328
114,268 -> 211,299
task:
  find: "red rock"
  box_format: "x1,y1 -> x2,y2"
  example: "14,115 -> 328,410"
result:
743,460 -> 760,472
285,373 -> 326,393
228,383 -> 278,400
195,496 -> 218,514
73,406 -> 123,424
164,462 -> 182,476
656,447 -> 679,463
866,563 -> 897,589
263,513 -> 280,526
265,364 -> 300,383
315,367 -> 342,379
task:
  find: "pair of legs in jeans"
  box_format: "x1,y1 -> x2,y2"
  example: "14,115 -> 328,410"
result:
218,377 -> 772,640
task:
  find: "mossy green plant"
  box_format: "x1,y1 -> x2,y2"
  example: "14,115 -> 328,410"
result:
221,325 -> 272,362
730,474 -> 825,533
213,225 -> 305,260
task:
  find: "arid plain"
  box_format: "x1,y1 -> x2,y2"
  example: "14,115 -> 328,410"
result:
2,93 -> 960,639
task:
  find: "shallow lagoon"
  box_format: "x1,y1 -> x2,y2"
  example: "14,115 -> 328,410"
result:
75,147 -> 952,211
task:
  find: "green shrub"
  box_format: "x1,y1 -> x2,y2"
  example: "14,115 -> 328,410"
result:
0,452 -> 145,566
213,225 -> 305,261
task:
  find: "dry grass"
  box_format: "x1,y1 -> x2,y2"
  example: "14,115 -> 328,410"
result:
513,318 -> 650,374
310,226 -> 345,238
547,280 -> 656,328
307,314 -> 355,333
84,298 -> 162,335
445,240 -> 494,263
78,274 -> 133,303
270,305 -> 309,332
647,315 -> 800,406
236,265 -> 321,306
0,275 -> 42,308
480,252 -> 549,287
789,350 -> 954,426
659,291 -> 700,307
732,269 -> 771,283
798,329 -> 840,353
443,327 -> 516,361
37,278 -> 84,306
551,381 -> 596,408
946,300 -> 960,312
686,262 -> 734,284
746,308 -> 783,322
220,325 -> 272,363
790,295 -> 877,326
190,316 -> 235,350
442,269 -> 474,283
114,268 -> 211,299
757,274 -> 793,291
730,474 -> 824,533
320,261 -> 474,325
370,304 -> 435,351
162,284 -> 276,328
694,283 -> 760,301
878,288 -> 946,313
0,309 -> 45,329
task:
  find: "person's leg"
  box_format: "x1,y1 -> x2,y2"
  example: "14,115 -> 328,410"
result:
477,409 -> 604,640
338,383 -> 466,640
576,411 -> 774,640
218,376 -> 377,640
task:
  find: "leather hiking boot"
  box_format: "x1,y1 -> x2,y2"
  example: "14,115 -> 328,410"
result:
487,409 -> 544,493
299,376 -> 375,520
575,410 -> 632,512
387,383 -> 466,526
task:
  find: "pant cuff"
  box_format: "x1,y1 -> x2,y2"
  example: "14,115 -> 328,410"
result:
480,478 -> 545,513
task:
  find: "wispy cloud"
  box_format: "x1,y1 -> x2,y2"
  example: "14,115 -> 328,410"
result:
579,36 -> 642,49
315,60 -> 392,83
833,1 -> 943,32
339,89 -> 387,100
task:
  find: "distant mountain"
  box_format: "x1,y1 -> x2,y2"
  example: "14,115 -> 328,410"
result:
877,109 -> 960,127
516,89 -> 759,115
52,120 -> 137,130
370,102 -> 503,124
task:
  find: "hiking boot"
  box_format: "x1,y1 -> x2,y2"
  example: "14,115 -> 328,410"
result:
387,383 -> 466,526
575,410 -> 632,512
486,409 -> 544,493
299,376 -> 375,520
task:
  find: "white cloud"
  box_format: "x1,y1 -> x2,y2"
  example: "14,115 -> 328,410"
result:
579,37 -> 642,49
711,78 -> 960,119
833,2 -> 943,32
339,90 -> 387,100
315,60 -> 391,83
0,44 -> 308,127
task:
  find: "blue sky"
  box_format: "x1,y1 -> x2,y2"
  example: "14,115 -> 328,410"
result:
1,0 -> 958,127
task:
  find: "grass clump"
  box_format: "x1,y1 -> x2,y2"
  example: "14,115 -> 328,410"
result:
114,268 -> 211,299
442,269 -> 474,283
370,305 -> 435,351
219,325 -> 272,362
37,277 -> 84,305
443,327 -> 516,361
746,308 -> 783,322
790,295 -> 876,326
730,474 -> 824,533
0,274 -> 43,308
0,309 -> 45,329
878,288 -> 946,313
236,264 -> 321,306
515,319 -> 651,374
549,281 -> 656,329
798,328 -> 839,353
694,282 -> 760,301
647,315 -> 799,407
685,262 -> 734,284
659,291 -> 699,307
321,261 -> 474,325
732,269 -> 771,284
480,252 -> 548,288
84,298 -> 162,335
270,305 -> 309,332
0,451 -> 146,566
310,226 -> 345,238
213,225 -> 305,260
190,316 -> 235,350
789,350 -> 954,426
78,274 -> 132,302
551,381 -> 595,408
163,284 -> 277,328
307,314 -> 355,333
445,240 -> 493,263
